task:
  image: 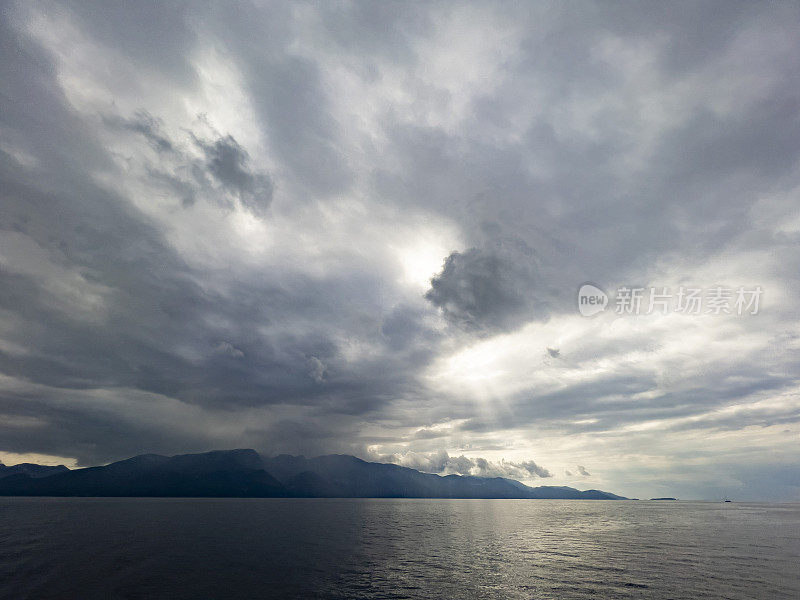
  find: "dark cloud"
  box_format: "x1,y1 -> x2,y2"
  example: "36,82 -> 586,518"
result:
425,242 -> 550,333
210,4 -> 355,196
0,1 -> 799,498
104,110 -> 174,152
426,248 -> 519,331
0,9 -> 435,463
197,134 -> 274,215
111,109 -> 275,216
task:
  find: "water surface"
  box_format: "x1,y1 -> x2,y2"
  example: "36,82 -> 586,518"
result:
1,498 -> 798,599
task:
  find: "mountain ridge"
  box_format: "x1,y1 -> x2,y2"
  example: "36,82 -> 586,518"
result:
0,462 -> 70,479
0,449 -> 626,499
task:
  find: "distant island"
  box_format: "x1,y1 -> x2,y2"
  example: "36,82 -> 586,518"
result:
650,497 -> 678,501
0,449 -> 627,499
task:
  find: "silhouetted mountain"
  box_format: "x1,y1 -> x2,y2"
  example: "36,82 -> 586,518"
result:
0,462 -> 69,479
0,450 -> 626,499
0,450 -> 286,497
264,454 -> 626,499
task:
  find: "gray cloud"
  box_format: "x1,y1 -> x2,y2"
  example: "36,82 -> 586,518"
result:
425,241 -> 550,333
0,1 -> 799,499
197,134 -> 274,215
307,357 -> 326,384
374,450 -> 552,480
215,342 -> 245,359
105,110 -> 174,152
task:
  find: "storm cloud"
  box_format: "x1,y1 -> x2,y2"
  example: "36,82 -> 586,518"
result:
1,1 -> 799,500
425,243 -> 547,333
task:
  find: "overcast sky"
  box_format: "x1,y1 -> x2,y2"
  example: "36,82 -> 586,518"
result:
1,1 -> 799,500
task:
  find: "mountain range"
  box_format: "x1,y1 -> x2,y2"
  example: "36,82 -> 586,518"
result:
0,449 -> 626,499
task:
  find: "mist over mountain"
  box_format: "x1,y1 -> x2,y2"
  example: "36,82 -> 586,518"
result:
0,450 -> 625,499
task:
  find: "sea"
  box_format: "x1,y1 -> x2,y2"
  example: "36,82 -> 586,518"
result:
0,498 -> 798,599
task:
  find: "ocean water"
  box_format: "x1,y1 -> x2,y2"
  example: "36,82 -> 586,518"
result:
0,498 -> 798,599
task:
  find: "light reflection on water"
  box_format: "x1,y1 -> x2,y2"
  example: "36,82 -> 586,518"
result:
0,498 -> 798,599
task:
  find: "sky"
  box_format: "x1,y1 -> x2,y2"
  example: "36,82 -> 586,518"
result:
1,1 -> 799,501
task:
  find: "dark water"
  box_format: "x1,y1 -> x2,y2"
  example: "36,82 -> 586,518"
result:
0,498 -> 798,599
